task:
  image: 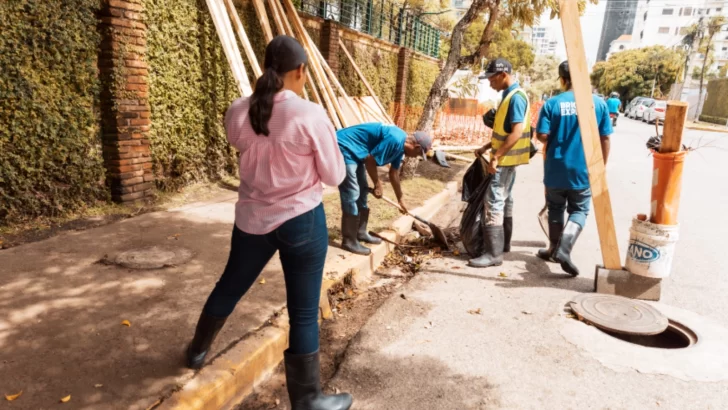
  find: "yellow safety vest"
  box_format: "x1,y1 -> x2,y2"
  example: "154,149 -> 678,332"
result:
491,87 -> 531,167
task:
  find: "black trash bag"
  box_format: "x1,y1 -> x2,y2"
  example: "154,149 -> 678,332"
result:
459,157 -> 492,257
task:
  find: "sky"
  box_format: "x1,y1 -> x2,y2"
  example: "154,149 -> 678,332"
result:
537,1 -> 609,69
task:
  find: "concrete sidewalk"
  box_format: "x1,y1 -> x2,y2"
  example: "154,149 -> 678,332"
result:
0,182 -> 456,410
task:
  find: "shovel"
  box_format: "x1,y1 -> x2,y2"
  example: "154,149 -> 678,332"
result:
370,190 -> 450,249
538,203 -> 549,239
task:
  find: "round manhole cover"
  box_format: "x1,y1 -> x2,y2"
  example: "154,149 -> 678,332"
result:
569,294 -> 668,336
115,245 -> 193,270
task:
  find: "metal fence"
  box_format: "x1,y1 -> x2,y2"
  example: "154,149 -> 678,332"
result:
296,0 -> 441,58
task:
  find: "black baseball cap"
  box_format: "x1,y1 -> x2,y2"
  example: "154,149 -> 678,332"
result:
480,58 -> 512,79
264,35 -> 308,73
558,60 -> 570,81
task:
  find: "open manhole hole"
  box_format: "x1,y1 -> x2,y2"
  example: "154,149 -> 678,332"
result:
598,320 -> 698,349
567,294 -> 698,350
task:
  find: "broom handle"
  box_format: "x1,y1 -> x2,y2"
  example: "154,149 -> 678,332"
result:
374,192 -> 430,225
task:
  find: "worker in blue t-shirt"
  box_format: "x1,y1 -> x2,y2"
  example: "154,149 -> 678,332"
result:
535,61 -> 613,277
469,58 -> 532,268
606,92 -> 621,126
336,123 -> 433,255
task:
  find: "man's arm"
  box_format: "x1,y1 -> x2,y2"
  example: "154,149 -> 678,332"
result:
388,166 -> 407,214
474,142 -> 492,157
537,133 -> 549,144
600,136 -> 610,166
365,155 -> 383,197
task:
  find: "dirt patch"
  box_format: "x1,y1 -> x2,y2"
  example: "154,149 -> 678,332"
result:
237,232 -> 456,410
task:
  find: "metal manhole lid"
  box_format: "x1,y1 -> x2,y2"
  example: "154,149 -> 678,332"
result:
114,245 -> 193,270
569,294 -> 668,336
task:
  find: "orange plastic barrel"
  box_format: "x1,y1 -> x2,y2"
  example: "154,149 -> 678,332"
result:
650,151 -> 687,225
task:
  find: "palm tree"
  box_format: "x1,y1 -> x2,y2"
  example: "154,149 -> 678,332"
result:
696,16 -> 727,120
680,23 -> 701,83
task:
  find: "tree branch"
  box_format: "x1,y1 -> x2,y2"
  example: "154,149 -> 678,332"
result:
458,0 -> 501,67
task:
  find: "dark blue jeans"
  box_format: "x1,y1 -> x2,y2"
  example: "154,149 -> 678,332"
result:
546,188 -> 592,228
202,204 -> 328,355
338,163 -> 368,215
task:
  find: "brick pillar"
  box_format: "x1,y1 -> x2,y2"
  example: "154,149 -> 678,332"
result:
394,47 -> 411,126
99,0 -> 154,203
319,20 -> 340,75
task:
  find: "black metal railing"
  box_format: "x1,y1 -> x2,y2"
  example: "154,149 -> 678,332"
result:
297,0 -> 441,58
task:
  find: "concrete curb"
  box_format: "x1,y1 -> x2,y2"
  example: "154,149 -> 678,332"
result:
158,181 -> 458,410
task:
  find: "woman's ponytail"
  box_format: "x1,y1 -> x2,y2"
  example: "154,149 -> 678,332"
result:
249,67 -> 284,136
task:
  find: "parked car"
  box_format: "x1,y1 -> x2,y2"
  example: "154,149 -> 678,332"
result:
625,97 -> 645,118
632,98 -> 654,120
645,100 -> 667,124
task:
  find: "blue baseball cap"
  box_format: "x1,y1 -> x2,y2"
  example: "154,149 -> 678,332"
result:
414,131 -> 433,160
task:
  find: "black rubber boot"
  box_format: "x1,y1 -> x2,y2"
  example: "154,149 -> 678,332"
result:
537,223 -> 563,262
341,212 -> 370,255
285,350 -> 353,410
503,217 -> 513,253
553,221 -> 583,277
186,312 -> 227,370
468,225 -> 504,268
356,208 -> 382,245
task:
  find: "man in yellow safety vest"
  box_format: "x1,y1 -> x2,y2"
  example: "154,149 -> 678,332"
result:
469,58 -> 531,268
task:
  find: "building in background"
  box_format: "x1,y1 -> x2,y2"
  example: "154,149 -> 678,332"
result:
606,34 -> 633,59
450,0 -> 472,19
531,26 -> 559,56
596,0 -> 639,61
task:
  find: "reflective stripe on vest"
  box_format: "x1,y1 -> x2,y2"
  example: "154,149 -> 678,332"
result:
491,87 -> 531,167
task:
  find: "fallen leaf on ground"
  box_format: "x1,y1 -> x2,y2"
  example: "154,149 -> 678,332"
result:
259,278 -> 266,284
167,233 -> 181,240
566,314 -> 576,319
94,384 -> 103,388
522,311 -> 533,315
400,294 -> 407,300
424,321 -> 434,329
345,289 -> 354,297
452,266 -> 461,270
499,272 -> 508,278
121,320 -> 131,327
60,395 -> 71,403
453,250 -> 460,256
468,308 -> 482,315
5,391 -> 22,401
415,339 -> 431,344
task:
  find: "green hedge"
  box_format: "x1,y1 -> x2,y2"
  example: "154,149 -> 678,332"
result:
406,56 -> 439,107
337,41 -> 398,109
701,78 -> 728,122
0,1 -> 107,223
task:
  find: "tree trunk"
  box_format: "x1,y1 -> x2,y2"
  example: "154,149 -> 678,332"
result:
400,0 -> 499,179
696,35 -> 714,121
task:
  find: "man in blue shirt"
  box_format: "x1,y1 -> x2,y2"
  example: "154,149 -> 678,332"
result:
535,61 -> 613,277
336,123 -> 433,255
606,92 -> 621,126
469,58 -> 532,268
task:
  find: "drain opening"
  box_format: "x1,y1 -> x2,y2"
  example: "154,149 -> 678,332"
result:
598,320 -> 697,349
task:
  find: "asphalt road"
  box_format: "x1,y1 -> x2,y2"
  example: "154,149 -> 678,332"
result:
327,118 -> 728,410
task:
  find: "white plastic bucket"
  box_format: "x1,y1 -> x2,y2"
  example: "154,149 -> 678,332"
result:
625,217 -> 680,278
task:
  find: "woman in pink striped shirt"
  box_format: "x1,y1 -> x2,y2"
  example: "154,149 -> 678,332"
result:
185,36 -> 351,410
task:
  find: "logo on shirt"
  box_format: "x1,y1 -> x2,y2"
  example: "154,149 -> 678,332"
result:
560,102 -> 577,116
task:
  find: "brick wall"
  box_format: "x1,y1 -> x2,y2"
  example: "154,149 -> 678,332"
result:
319,19 -> 340,75
99,0 -> 154,203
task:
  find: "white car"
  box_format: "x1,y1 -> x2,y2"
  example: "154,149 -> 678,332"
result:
645,100 -> 667,124
630,98 -> 654,120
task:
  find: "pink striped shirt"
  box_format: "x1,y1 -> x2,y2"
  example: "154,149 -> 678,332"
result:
225,90 -> 346,234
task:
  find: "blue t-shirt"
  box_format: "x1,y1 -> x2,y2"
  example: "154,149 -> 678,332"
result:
336,123 -> 407,169
501,82 -> 528,134
606,97 -> 621,113
537,91 -> 614,190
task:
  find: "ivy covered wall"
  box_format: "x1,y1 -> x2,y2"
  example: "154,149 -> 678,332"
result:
337,39 -> 399,109
0,1 -> 107,223
406,56 -> 440,107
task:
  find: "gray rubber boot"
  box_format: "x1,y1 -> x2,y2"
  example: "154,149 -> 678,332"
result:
537,223 -> 563,262
503,217 -> 513,253
553,221 -> 583,277
357,208 -> 382,244
468,225 -> 504,268
285,350 -> 353,410
341,212 -> 370,255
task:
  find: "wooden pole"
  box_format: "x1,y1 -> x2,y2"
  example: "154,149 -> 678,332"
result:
251,0 -> 274,42
281,0 -> 345,128
660,101 -> 688,153
339,39 -> 394,124
223,0 -> 262,79
310,42 -> 365,124
205,0 -> 252,96
559,0 -> 621,270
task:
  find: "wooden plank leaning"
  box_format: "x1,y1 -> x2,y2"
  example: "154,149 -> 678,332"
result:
223,0 -> 262,79
339,39 -> 394,124
205,0 -> 252,96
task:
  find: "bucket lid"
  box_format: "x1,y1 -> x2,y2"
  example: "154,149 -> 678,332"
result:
569,294 -> 668,336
